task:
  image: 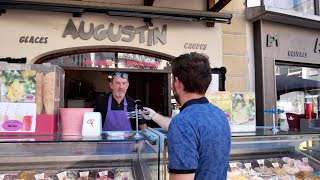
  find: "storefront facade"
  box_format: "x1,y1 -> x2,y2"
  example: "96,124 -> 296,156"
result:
0,0 -> 234,121
0,8 -> 225,66
247,1 -> 320,126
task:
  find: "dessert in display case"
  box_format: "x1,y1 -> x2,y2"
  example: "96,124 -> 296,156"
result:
0,63 -> 64,135
149,127 -> 320,180
0,130 -> 161,180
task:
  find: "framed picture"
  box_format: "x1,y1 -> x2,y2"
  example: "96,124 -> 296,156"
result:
211,67 -> 226,91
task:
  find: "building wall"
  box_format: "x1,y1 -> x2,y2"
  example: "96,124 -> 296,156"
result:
0,0 -> 254,93
0,10 -> 221,66
0,0 -> 225,66
221,0 -> 254,92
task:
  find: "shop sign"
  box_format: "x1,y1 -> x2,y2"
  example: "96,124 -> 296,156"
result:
19,36 -> 48,44
83,59 -> 113,67
118,53 -> 160,67
62,19 -> 167,46
315,38 -> 320,53
0,57 -> 26,64
287,50 -> 307,58
184,43 -> 207,50
266,34 -> 279,47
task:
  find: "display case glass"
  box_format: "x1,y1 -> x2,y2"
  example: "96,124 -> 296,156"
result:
0,127 -> 320,179
150,127 -> 320,180
0,130 -> 160,180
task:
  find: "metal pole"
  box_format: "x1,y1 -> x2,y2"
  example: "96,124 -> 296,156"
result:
315,0 -> 320,15
134,103 -> 142,138
135,104 -> 139,134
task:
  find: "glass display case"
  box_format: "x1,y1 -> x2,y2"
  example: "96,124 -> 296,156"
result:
0,130 -> 161,180
0,62 -> 65,135
150,127 -> 320,180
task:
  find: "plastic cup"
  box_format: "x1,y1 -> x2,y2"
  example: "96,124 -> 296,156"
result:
171,110 -> 180,118
22,115 -> 33,131
0,115 -> 8,131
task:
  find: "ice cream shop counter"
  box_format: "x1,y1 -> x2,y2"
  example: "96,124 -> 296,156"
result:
0,127 -> 320,180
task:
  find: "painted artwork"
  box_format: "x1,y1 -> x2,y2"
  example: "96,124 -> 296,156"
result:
231,92 -> 256,126
206,91 -> 232,122
1,70 -> 36,103
205,91 -> 256,132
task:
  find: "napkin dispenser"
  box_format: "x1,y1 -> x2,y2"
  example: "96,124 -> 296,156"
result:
82,112 -> 102,137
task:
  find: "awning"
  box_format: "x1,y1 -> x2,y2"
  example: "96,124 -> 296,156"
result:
276,75 -> 320,94
0,0 -> 233,24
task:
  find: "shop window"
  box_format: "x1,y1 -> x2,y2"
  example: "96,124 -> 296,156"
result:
276,64 -> 320,118
48,52 -> 170,70
246,0 -> 261,7
263,0 -> 315,15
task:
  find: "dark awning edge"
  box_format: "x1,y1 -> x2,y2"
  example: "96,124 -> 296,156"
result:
0,0 -> 233,24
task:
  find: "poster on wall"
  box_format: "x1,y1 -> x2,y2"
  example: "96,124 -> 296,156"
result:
0,103 -> 36,132
1,70 -> 36,103
231,92 -> 256,132
206,74 -> 219,93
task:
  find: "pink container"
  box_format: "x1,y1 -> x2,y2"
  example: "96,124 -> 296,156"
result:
60,108 -> 94,135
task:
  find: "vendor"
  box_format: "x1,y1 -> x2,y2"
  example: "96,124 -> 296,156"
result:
93,72 -> 147,131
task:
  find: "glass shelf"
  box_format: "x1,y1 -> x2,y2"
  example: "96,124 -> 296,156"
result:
0,126 -> 319,143
0,130 -> 158,143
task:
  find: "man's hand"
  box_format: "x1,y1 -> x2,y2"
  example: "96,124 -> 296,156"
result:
139,107 -> 156,120
140,107 -> 171,131
130,141 -> 145,152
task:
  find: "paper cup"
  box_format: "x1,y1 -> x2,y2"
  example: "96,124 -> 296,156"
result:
171,110 -> 180,118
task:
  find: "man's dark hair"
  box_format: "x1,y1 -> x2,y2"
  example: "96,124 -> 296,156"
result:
171,52 -> 212,94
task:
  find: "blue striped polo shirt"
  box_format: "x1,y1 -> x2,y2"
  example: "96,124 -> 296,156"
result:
168,97 -> 231,180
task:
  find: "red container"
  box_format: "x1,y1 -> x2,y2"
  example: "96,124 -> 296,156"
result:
286,113 -> 301,130
305,103 -> 314,120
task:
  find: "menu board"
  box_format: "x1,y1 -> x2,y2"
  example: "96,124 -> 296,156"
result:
206,74 -> 219,93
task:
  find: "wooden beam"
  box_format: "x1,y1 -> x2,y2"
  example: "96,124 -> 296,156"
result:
208,0 -> 216,10
144,0 -> 154,26
207,0 -> 231,27
208,0 -> 232,12
207,0 -> 216,27
144,0 -> 154,6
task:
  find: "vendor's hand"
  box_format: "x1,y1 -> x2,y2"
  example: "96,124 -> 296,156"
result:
139,107 -> 156,120
130,141 -> 145,152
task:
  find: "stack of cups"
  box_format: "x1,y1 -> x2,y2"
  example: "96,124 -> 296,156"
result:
171,104 -> 180,118
60,108 -> 94,135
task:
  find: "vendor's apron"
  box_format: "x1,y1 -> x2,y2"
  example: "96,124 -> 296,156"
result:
103,94 -> 132,131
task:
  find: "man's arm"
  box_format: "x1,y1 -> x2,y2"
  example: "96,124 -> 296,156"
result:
170,173 -> 195,180
151,112 -> 171,131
